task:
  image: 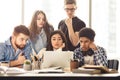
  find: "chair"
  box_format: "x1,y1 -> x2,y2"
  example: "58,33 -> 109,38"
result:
107,59 -> 119,70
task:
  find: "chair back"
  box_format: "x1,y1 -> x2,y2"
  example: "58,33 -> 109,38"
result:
108,59 -> 119,70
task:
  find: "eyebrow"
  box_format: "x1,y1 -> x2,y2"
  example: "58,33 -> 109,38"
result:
52,37 -> 62,38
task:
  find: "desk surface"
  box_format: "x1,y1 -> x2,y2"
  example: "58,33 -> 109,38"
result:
0,69 -> 120,80
0,69 -> 119,77
0,65 -> 120,77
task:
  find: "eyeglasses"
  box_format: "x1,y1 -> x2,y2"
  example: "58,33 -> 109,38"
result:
64,8 -> 76,12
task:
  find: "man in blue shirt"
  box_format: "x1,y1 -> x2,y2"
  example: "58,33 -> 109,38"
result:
0,25 -> 32,67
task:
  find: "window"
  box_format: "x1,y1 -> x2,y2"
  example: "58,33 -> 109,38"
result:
0,0 -> 21,42
0,0 -> 119,59
24,0 -> 89,30
92,0 -> 120,59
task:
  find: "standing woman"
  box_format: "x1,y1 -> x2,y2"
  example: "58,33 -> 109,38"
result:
29,10 -> 54,55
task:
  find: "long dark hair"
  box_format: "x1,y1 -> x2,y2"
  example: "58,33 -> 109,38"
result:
28,10 -> 54,42
46,30 -> 68,51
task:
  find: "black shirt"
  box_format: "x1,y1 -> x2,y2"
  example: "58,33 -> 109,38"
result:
58,16 -> 86,51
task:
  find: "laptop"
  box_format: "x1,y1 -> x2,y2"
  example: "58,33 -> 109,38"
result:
40,51 -> 74,69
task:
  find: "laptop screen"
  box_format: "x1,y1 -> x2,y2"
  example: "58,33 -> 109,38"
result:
41,51 -> 74,69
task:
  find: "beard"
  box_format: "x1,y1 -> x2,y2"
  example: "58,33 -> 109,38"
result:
15,42 -> 25,50
81,47 -> 89,51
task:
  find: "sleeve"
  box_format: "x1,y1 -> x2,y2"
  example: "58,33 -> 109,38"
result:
74,20 -> 86,32
58,21 -> 62,29
73,48 -> 84,67
58,20 -> 65,30
94,46 -> 108,67
23,41 -> 33,61
0,43 -> 5,61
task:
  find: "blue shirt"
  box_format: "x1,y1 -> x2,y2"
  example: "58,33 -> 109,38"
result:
0,37 -> 32,62
31,29 -> 47,54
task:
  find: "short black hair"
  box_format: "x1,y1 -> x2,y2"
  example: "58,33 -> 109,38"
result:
64,0 -> 76,5
79,27 -> 95,41
13,25 -> 30,36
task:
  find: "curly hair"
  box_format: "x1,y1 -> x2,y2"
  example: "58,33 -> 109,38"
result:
79,27 -> 95,41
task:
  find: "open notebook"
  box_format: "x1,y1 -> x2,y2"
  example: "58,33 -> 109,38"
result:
0,66 -> 25,75
41,51 -> 74,69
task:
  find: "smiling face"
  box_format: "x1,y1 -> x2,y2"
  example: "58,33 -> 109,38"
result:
51,34 -> 63,50
36,13 -> 45,28
79,37 -> 93,51
64,4 -> 76,18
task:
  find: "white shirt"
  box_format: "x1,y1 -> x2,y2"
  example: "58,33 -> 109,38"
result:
84,55 -> 94,65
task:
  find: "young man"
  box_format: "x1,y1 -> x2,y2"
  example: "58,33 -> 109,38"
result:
0,25 -> 32,67
73,27 -> 108,67
58,0 -> 86,51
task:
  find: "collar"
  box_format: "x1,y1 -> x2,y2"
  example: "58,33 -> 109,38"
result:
80,47 -> 94,56
5,37 -> 12,46
5,37 -> 25,52
39,28 -> 44,36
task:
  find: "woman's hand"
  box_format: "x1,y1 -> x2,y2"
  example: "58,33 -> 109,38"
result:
60,43 -> 65,49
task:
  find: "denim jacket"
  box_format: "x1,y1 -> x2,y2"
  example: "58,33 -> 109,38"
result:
0,37 -> 32,62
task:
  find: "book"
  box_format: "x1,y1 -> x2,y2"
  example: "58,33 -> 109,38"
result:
0,66 -> 8,73
82,64 -> 118,73
0,66 -> 25,75
72,67 -> 101,74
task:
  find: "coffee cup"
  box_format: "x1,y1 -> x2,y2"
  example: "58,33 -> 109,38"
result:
70,59 -> 79,71
0,61 -> 9,67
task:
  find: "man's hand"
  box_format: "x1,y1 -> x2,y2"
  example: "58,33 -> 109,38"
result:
65,18 -> 79,46
17,52 -> 26,64
65,18 -> 72,28
89,42 -> 97,51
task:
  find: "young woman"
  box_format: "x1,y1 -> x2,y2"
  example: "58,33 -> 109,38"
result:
37,30 -> 68,59
28,10 -> 54,55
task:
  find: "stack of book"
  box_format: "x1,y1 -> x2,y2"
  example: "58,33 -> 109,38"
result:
72,65 -> 118,74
